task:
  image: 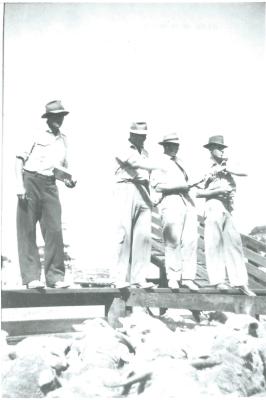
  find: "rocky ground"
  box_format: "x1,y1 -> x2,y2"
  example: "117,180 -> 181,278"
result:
1,309 -> 266,398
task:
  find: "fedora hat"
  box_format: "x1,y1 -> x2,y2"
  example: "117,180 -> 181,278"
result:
159,132 -> 179,145
203,135 -> 227,149
41,100 -> 69,118
130,122 -> 148,135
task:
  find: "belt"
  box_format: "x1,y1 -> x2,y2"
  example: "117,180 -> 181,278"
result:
23,170 -> 55,182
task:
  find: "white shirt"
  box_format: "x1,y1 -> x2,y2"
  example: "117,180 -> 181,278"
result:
17,130 -> 68,176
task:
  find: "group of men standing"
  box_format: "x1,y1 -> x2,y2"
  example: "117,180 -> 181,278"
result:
15,101 -> 255,296
113,121 -> 255,296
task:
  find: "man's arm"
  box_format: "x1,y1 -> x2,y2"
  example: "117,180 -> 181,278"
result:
15,157 -> 27,200
59,136 -> 77,188
122,157 -> 162,172
154,182 -> 189,194
196,184 -> 233,199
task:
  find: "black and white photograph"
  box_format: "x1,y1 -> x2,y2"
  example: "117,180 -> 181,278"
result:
1,1 -> 266,398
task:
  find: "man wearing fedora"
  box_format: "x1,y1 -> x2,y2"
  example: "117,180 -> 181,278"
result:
151,133 -> 199,291
196,135 -> 255,296
16,100 -> 76,289
113,122 -> 160,289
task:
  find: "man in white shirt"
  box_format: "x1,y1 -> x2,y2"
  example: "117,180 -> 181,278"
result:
151,133 -> 199,290
196,135 -> 255,296
16,100 -> 76,289
113,122 -> 159,289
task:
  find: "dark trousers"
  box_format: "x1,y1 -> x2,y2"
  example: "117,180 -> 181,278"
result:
17,171 -> 65,286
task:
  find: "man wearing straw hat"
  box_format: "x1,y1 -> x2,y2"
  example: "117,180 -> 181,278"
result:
151,133 -> 199,291
196,135 -> 255,296
16,100 -> 76,289
113,122 -> 159,289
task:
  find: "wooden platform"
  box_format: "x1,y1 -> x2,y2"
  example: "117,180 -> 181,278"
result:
2,287 -> 266,336
2,210 -> 266,338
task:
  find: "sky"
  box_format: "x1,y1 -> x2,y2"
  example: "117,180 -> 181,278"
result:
1,2 -> 266,273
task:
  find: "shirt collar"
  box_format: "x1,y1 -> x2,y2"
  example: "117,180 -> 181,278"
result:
128,140 -> 145,152
46,129 -> 63,138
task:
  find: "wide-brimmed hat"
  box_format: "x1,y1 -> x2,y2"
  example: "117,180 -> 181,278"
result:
130,122 -> 148,135
159,132 -> 179,145
41,100 -> 69,118
203,135 -> 227,149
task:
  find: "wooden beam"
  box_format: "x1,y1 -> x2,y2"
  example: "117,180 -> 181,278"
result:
1,288 -> 121,309
125,288 -> 266,315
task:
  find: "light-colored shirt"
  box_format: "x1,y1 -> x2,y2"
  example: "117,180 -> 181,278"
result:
151,154 -> 193,206
115,141 -> 149,182
204,162 -> 236,212
16,130 -> 68,176
151,154 -> 188,188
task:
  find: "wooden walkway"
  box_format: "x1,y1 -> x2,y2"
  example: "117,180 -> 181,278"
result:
2,209 -> 266,337
2,287 -> 266,336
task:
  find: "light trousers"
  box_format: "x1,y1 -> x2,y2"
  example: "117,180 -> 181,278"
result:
204,199 -> 248,286
113,182 -> 152,284
159,195 -> 198,282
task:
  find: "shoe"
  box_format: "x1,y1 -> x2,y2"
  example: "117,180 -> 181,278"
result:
181,280 -> 199,291
48,281 -> 70,289
114,281 -> 131,289
215,283 -> 230,291
235,285 -> 256,297
168,280 -> 180,289
26,280 -> 45,289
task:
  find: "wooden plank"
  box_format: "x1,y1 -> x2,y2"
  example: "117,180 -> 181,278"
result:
246,263 -> 266,286
242,235 -> 266,253
1,288 -> 121,309
244,248 -> 266,268
125,289 -> 266,315
151,224 -> 163,239
2,319 -> 87,337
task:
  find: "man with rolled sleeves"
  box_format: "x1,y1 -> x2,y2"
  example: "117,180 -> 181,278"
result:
151,133 -> 199,290
16,100 -> 76,289
196,135 -> 255,296
113,122 -> 159,289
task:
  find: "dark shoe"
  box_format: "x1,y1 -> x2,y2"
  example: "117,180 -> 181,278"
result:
48,281 -> 70,289
235,285 -> 256,297
26,280 -> 45,289
181,280 -> 199,291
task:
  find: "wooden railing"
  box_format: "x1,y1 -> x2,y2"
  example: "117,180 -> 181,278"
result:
151,208 -> 266,289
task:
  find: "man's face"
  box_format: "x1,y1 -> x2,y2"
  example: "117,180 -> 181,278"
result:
163,142 -> 180,158
208,144 -> 225,162
47,114 -> 65,134
130,132 -> 147,149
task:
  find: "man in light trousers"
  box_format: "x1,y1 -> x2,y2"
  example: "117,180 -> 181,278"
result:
151,133 -> 199,290
196,135 -> 255,296
113,122 -> 159,289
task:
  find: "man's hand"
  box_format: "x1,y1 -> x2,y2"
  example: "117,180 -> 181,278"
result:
17,186 -> 27,201
64,178 -> 77,188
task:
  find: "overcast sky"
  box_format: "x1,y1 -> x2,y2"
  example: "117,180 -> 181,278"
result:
2,2 -> 266,270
